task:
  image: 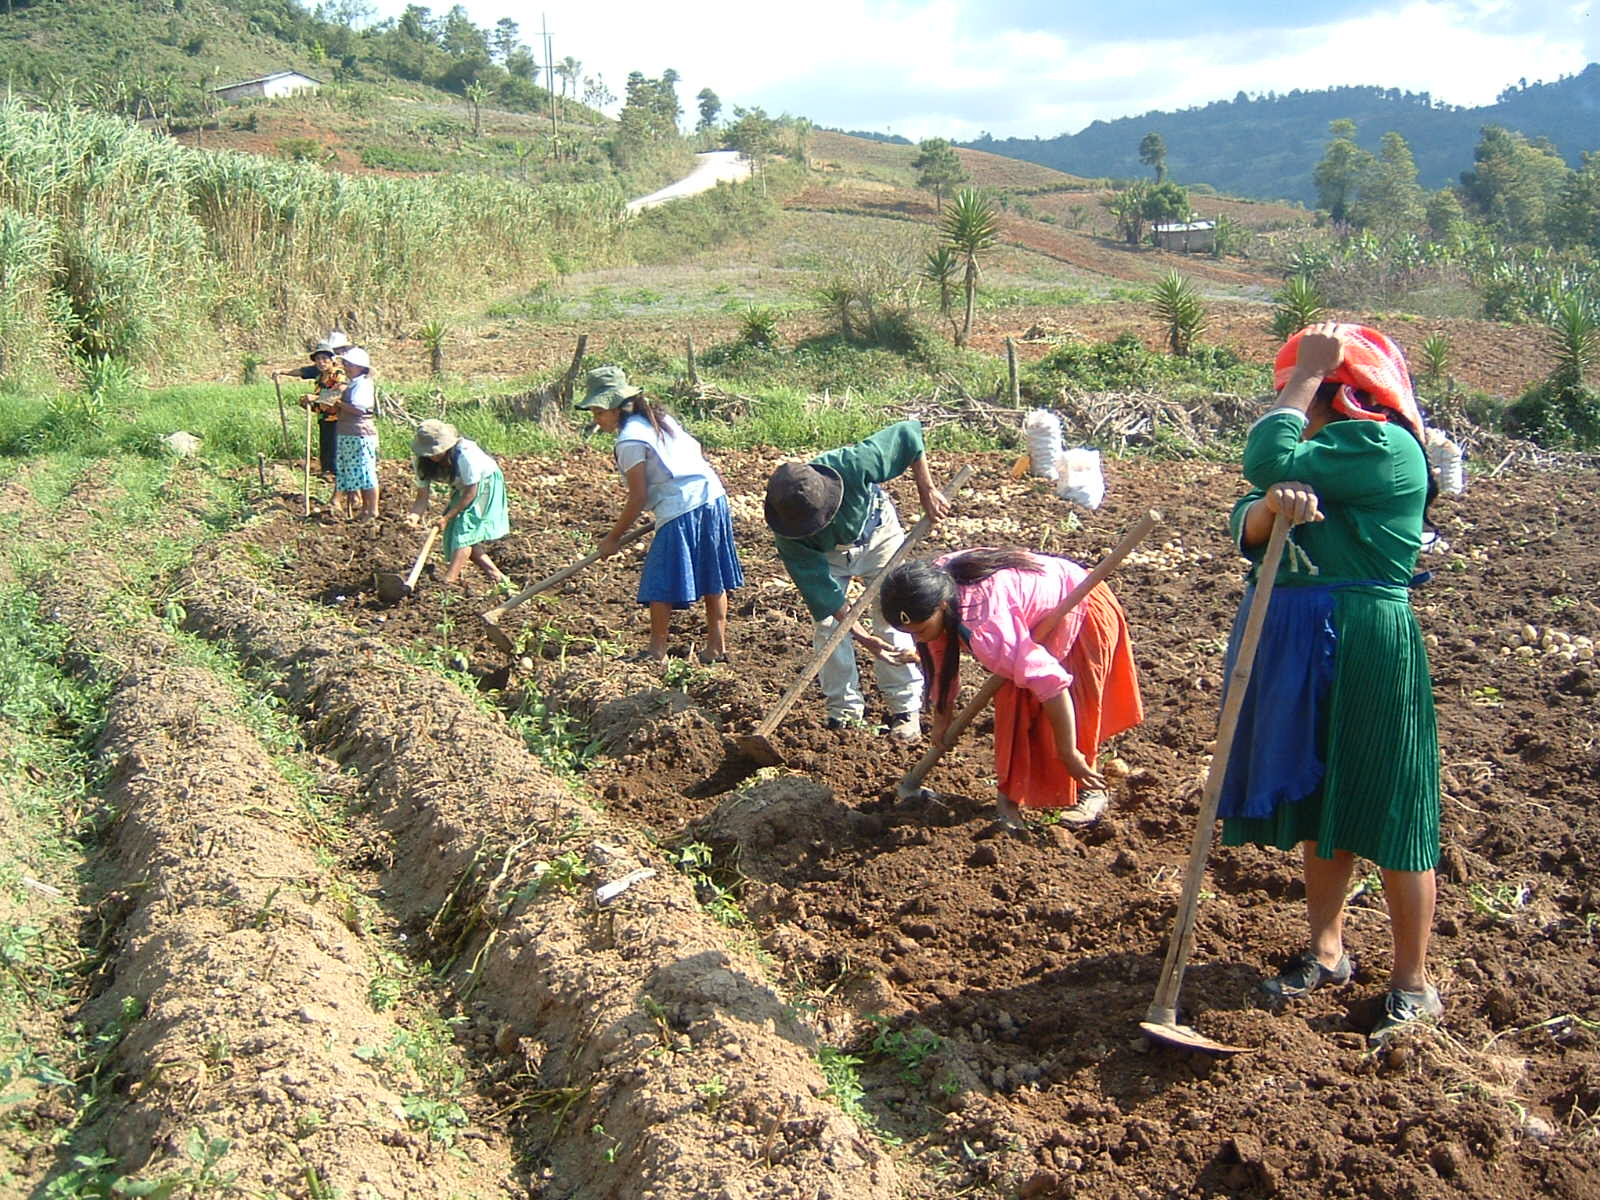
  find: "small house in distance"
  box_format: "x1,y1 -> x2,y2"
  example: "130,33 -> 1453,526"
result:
1152,220 -> 1216,253
212,70 -> 322,105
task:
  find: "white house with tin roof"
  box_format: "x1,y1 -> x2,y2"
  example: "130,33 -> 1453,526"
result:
212,70 -> 322,104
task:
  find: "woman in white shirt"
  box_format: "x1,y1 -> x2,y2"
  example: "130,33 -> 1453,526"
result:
577,365 -> 743,662
407,420 -> 511,587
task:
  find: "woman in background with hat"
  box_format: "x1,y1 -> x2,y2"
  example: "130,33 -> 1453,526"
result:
578,365 -> 742,662
271,340 -> 344,478
334,346 -> 380,521
763,420 -> 949,740
407,420 -> 511,587
1221,321 -> 1442,1046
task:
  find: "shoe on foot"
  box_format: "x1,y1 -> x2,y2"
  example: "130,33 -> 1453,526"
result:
885,711 -> 921,742
1260,950 -> 1353,1001
1058,789 -> 1108,826
1368,985 -> 1442,1046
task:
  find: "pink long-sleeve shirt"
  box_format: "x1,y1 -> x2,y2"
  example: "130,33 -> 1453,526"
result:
936,553 -> 1090,702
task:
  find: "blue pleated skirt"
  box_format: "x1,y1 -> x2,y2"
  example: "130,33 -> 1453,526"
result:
637,496 -> 744,608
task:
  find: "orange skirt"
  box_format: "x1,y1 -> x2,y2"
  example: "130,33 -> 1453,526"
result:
993,582 -> 1143,809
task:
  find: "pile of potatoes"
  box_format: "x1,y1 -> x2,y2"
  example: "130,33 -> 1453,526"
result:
1500,623 -> 1595,665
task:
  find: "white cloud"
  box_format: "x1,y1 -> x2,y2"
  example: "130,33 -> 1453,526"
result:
365,0 -> 1595,138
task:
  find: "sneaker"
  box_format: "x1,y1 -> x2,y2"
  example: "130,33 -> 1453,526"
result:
1260,950 -> 1353,1001
885,711 -> 921,742
1058,789 -> 1108,826
1368,985 -> 1443,1046
826,715 -> 860,731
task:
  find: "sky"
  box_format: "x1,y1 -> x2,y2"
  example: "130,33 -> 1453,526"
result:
364,0 -> 1599,140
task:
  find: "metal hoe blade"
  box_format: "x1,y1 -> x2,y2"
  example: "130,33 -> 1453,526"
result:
1138,1018 -> 1250,1056
733,734 -> 783,768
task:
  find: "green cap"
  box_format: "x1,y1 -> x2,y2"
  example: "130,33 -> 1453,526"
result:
576,365 -> 642,410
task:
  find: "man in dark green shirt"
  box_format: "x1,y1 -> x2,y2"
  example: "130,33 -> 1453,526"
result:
764,420 -> 950,738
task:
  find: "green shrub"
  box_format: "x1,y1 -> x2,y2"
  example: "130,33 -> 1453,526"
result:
738,305 -> 779,350
358,144 -> 448,172
277,137 -> 324,163
1505,377 -> 1600,449
1148,270 -> 1208,356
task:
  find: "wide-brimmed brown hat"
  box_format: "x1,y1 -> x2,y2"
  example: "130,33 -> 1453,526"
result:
764,462 -> 843,539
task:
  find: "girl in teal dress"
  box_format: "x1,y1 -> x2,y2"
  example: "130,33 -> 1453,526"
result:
407,420 -> 511,588
1222,321 -> 1442,1046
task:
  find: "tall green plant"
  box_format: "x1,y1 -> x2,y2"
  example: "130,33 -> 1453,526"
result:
1270,275 -> 1328,340
1418,334 -> 1451,384
921,244 -> 959,335
942,189 -> 998,348
1148,271 -> 1207,357
1548,292 -> 1599,385
0,99 -> 626,373
418,319 -> 449,377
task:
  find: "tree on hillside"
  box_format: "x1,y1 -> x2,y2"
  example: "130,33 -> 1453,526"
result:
1552,151 -> 1600,251
1460,124 -> 1572,243
1425,187 -> 1471,249
465,80 -> 486,136
911,138 -> 969,214
659,69 -> 682,130
1353,130 -> 1424,236
729,106 -> 780,187
697,88 -> 722,131
1138,131 -> 1167,182
583,74 -> 615,109
1313,119 -> 1373,225
491,17 -> 519,63
943,189 -> 999,347
1104,180 -> 1189,245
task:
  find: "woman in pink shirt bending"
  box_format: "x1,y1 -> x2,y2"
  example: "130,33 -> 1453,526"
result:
881,548 -> 1143,828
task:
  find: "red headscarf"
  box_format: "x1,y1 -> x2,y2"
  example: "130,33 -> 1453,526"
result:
1273,325 -> 1423,439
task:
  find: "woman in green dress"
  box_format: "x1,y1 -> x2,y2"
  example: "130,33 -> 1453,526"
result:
1221,321 -> 1441,1046
406,420 -> 511,588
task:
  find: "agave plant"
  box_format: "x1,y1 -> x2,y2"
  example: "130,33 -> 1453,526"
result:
1418,334 -> 1451,385
738,304 -> 779,350
1270,275 -> 1328,341
1148,270 -> 1208,357
942,189 -> 999,347
1548,292 -> 1599,386
417,319 -> 449,377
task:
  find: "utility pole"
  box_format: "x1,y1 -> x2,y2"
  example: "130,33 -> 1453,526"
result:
541,14 -> 559,154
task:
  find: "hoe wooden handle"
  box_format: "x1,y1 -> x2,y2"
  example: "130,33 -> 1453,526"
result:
1146,513 -> 1289,1026
751,464 -> 975,741
404,526 -> 440,590
483,521 -> 655,622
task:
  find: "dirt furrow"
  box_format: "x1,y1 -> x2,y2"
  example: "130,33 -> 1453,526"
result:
179,546 -> 903,1200
35,581 -> 519,1196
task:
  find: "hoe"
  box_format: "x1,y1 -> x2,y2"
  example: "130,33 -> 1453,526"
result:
735,465 -> 974,768
376,526 -> 440,605
1139,512 -> 1290,1055
480,523 -> 655,655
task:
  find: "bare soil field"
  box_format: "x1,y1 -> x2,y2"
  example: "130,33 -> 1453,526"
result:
196,443 -> 1600,1199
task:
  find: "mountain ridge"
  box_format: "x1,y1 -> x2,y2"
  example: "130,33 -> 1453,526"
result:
962,65 -> 1600,204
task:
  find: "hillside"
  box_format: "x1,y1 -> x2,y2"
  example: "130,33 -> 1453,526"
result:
0,0 -> 575,129
966,65 -> 1600,204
